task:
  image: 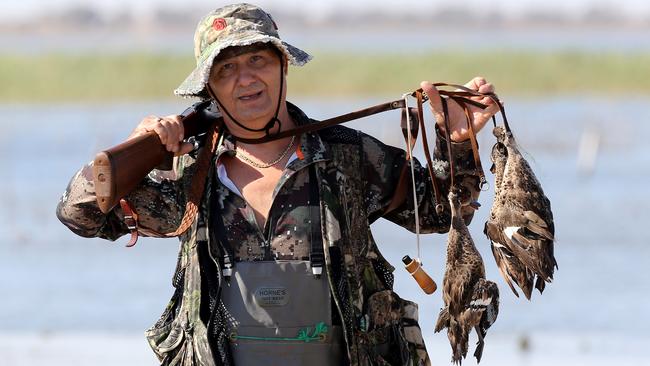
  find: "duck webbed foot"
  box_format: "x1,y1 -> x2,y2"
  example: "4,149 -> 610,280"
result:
473,325 -> 485,363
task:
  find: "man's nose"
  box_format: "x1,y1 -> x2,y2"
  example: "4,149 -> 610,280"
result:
237,65 -> 257,86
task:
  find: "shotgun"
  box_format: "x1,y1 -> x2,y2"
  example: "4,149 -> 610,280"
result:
90,84 -> 489,214
92,100 -> 221,213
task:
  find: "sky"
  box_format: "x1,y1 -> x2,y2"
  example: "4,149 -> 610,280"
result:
3,0 -> 650,21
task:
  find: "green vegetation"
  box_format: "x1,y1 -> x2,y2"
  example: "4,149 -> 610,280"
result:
1,51 -> 649,102
0,53 -> 194,102
291,51 -> 650,97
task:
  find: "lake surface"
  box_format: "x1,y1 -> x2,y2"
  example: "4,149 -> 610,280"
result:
1,96 -> 649,365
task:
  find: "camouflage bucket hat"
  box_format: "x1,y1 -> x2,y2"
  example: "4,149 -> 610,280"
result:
174,3 -> 312,98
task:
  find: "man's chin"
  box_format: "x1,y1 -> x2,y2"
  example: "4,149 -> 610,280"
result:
228,112 -> 275,130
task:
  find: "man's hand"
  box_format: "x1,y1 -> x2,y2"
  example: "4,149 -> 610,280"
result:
128,115 -> 194,156
420,77 -> 500,142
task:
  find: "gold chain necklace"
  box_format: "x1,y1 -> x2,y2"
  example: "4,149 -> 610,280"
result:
235,135 -> 296,169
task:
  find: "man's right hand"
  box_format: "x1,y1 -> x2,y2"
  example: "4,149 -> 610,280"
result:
128,115 -> 195,156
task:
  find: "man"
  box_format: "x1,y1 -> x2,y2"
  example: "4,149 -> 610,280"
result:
57,3 -> 498,365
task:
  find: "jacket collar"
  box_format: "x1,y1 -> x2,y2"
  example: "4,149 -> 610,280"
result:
215,101 -> 331,169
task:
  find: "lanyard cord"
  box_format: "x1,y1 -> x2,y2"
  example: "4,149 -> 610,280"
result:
206,61 -> 285,136
402,94 -> 421,260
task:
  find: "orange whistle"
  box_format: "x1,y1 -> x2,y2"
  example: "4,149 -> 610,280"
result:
403,255 -> 437,294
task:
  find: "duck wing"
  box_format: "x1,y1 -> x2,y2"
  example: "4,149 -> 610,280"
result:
469,279 -> 500,363
434,306 -> 451,333
487,206 -> 555,282
435,306 -> 470,364
485,220 -> 535,299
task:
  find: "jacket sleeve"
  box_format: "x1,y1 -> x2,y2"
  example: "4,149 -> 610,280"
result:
56,159 -> 188,241
362,130 -> 481,233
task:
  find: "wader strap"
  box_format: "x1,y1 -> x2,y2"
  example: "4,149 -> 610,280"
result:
210,182 -> 235,278
308,166 -> 324,277
209,165 -> 323,278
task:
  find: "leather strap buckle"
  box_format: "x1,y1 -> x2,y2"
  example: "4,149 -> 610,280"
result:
123,215 -> 137,230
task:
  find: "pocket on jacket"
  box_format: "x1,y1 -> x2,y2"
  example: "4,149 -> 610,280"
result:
145,319 -> 186,361
364,290 -> 410,365
399,298 -> 423,343
145,289 -> 184,361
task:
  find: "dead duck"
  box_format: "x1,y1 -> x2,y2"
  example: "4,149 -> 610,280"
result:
484,126 -> 557,299
435,189 -> 500,364
484,134 -> 535,298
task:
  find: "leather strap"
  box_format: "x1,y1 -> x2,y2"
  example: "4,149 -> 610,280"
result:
116,122 -> 222,245
450,96 -> 488,190
119,198 -> 139,247
417,82 -> 492,191
415,90 -> 444,214
237,99 -> 407,144
440,97 -> 455,189
163,121 -> 222,238
220,82 -> 489,146
120,83 -> 502,244
182,84 -> 492,236
400,106 -> 418,159
126,121 -> 222,243
488,94 -> 510,133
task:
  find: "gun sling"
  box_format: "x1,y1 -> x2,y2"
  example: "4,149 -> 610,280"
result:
99,83 -> 492,245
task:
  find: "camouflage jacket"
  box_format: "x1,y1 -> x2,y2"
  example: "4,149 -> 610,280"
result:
57,103 -> 481,366
211,128 -> 327,263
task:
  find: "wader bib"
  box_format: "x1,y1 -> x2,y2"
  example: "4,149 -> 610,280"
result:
222,260 -> 343,365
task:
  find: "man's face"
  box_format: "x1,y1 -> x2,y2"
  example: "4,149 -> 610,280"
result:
208,44 -> 285,132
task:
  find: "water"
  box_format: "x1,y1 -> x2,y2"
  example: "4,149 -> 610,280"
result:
1,97 -> 649,365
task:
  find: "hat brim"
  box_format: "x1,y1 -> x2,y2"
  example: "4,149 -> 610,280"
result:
174,33 -> 311,99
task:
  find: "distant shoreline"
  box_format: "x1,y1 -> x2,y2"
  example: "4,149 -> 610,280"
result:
2,50 -> 648,102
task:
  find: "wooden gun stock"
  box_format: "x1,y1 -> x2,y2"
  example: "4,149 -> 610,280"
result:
93,100 -> 221,213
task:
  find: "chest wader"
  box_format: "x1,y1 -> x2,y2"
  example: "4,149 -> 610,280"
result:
222,261 -> 343,365
215,166 -> 343,365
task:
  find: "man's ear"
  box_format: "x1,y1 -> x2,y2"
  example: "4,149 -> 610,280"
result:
284,58 -> 289,75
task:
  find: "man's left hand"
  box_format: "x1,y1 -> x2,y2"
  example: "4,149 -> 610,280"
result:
420,77 -> 500,142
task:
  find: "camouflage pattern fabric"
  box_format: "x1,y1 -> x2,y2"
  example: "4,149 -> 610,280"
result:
175,3 -> 311,99
212,128 -> 327,262
57,102 -> 481,366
